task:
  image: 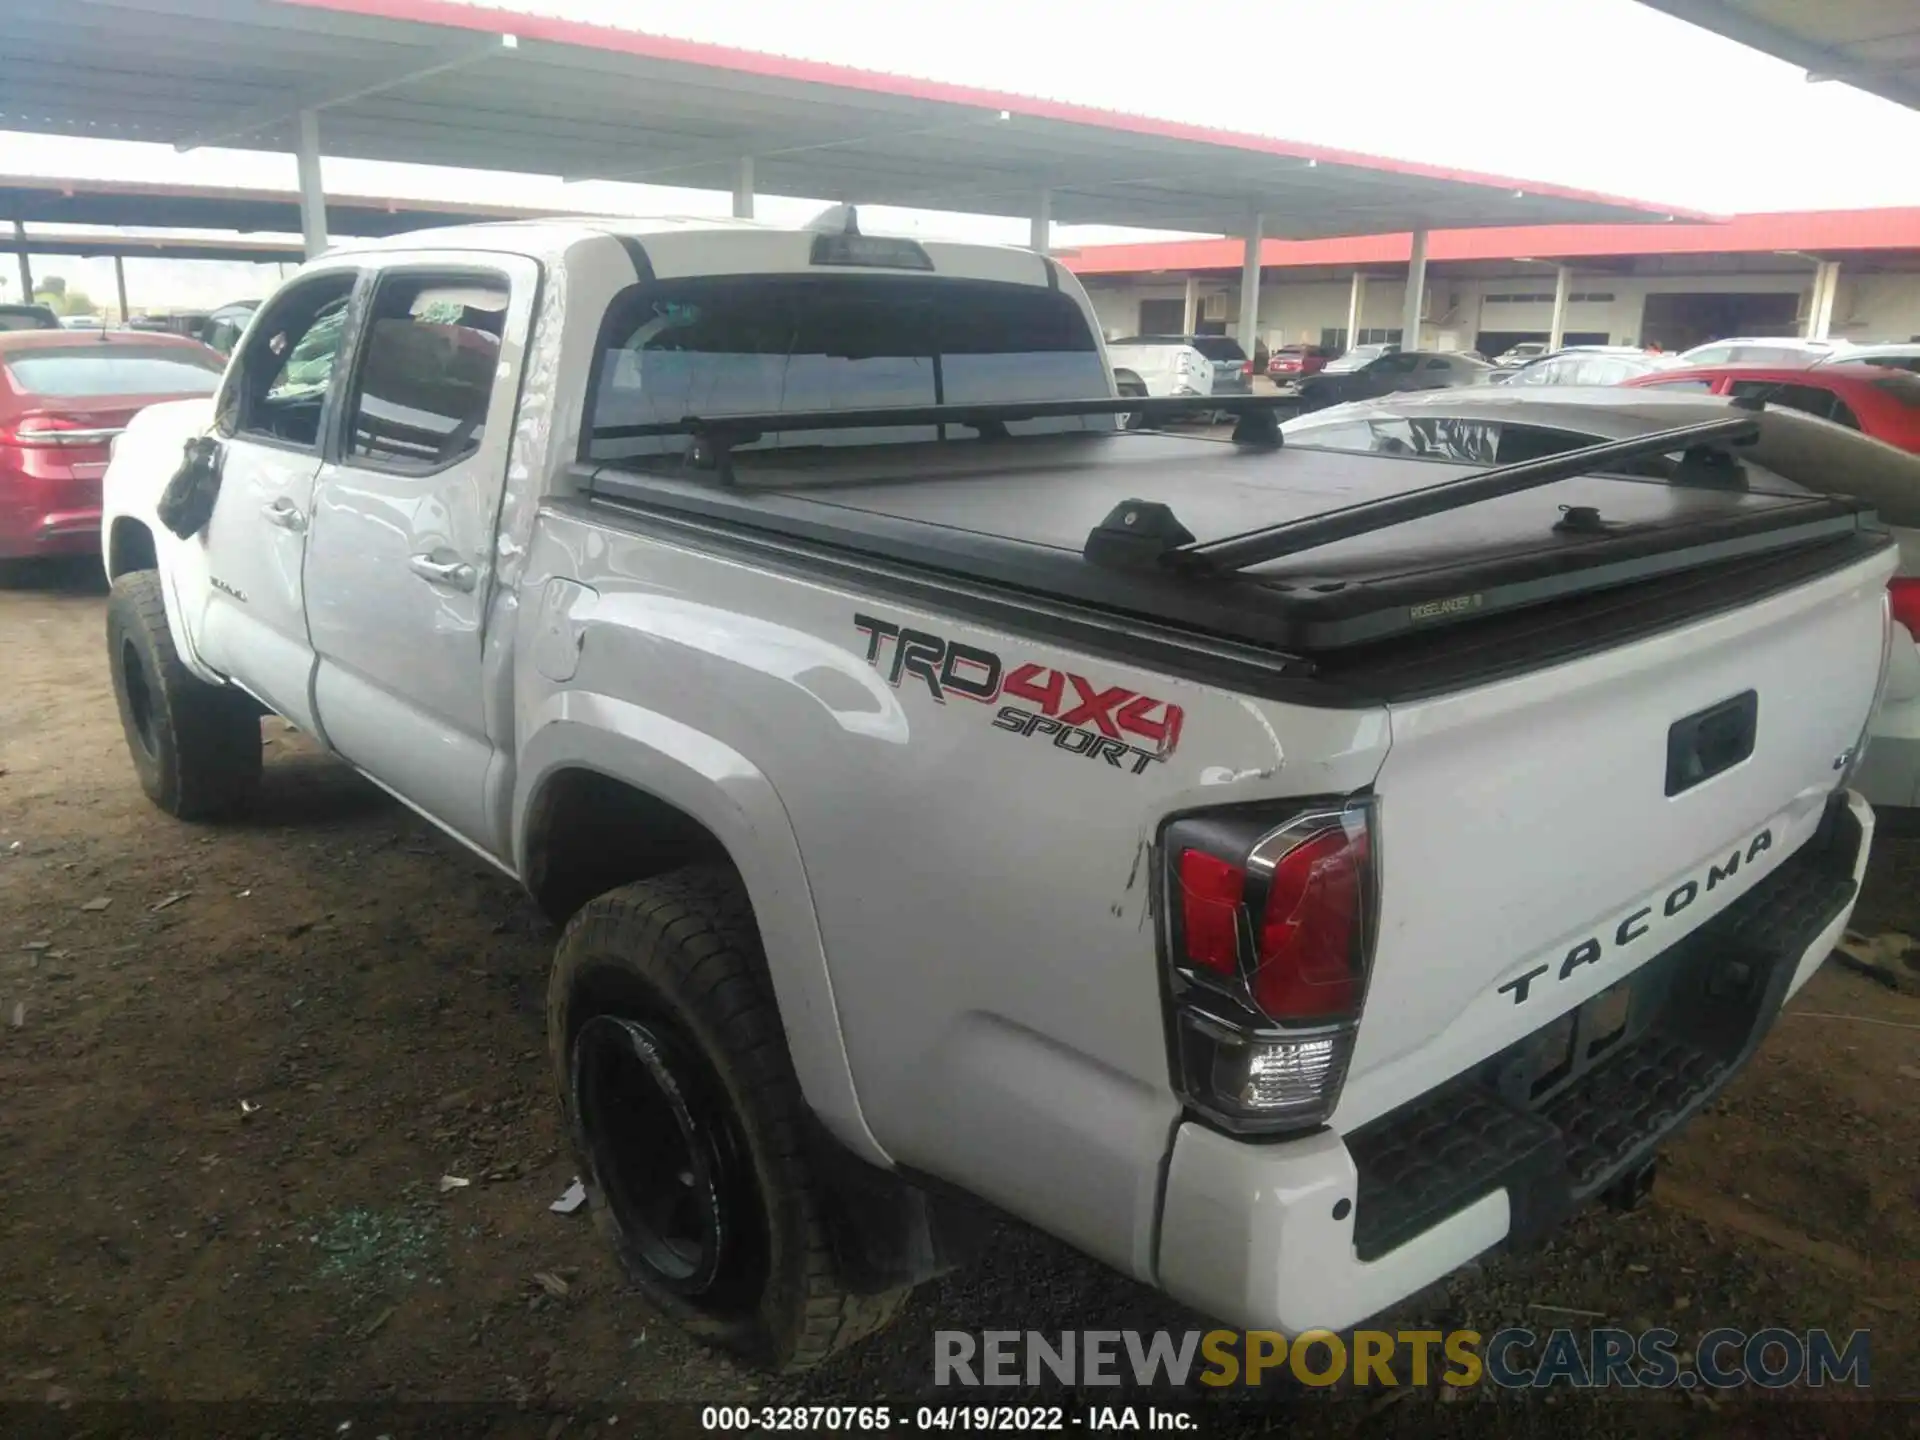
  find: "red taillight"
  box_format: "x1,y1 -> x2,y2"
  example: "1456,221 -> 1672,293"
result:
1174,812 -> 1371,1021
1253,827 -> 1366,1018
0,414 -> 89,448
1241,360 -> 1254,375
1891,578 -> 1920,639
1178,848 -> 1244,977
1164,803 -> 1375,1134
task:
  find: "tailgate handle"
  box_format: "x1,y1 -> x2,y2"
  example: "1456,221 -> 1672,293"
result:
1666,690 -> 1758,797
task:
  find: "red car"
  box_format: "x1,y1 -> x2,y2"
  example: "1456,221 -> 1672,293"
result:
1267,343 -> 1334,381
0,331 -> 225,570
1623,361 -> 1920,452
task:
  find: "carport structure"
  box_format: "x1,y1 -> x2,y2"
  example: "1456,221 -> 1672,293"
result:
6,0 -> 1705,353
1,173 -> 551,316
1640,1 -> 1920,112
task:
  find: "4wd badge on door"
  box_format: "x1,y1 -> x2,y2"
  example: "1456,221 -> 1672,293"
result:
853,614 -> 1183,775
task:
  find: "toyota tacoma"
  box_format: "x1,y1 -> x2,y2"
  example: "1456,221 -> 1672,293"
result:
99,214 -> 1894,1371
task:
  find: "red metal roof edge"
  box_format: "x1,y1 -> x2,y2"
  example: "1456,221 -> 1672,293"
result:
281,0 -> 1706,222
1061,209 -> 1920,274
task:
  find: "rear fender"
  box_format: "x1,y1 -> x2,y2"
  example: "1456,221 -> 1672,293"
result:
513,692 -> 887,1168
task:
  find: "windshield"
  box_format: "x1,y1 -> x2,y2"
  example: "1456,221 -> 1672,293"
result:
585,276 -> 1111,460
1874,373 -> 1920,408
1188,337 -> 1247,363
3,346 -> 223,397
0,307 -> 60,333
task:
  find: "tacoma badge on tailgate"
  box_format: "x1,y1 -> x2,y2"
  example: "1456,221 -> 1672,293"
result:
1497,823 -> 1775,1005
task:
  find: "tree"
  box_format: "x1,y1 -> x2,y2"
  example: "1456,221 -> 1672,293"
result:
34,286 -> 96,317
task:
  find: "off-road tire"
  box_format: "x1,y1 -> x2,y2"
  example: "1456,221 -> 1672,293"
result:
548,866 -> 907,1371
107,570 -> 262,820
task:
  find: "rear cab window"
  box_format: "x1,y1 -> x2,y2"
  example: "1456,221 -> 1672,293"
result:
2,346 -> 223,396
585,275 -> 1110,462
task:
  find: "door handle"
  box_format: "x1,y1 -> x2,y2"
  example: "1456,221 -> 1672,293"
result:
261,499 -> 307,533
408,553 -> 478,592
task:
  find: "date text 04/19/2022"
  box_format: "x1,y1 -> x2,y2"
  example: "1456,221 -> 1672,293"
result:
699,1404 -> 1196,1431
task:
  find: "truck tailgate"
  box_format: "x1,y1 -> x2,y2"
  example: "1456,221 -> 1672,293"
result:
1334,544 -> 1894,1129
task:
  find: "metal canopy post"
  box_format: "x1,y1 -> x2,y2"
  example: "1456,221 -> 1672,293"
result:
1029,189 -> 1051,256
12,220 -> 31,302
114,254 -> 130,323
1548,263 -> 1572,350
1345,270 -> 1366,350
1237,211 -> 1264,355
1807,260 -> 1840,339
1401,227 -> 1428,349
1181,274 -> 1199,335
733,156 -> 754,220
295,109 -> 328,259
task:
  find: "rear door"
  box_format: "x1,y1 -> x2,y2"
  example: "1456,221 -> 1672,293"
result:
192,265 -> 360,732
303,254 -> 536,854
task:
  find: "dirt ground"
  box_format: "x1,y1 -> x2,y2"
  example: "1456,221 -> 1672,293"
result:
2,564 -> 1917,1433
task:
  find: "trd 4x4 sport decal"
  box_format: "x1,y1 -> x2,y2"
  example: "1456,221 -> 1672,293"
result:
854,614 -> 1184,775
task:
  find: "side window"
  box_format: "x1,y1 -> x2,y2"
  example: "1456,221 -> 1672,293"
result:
1647,378 -> 1714,392
341,273 -> 507,472
219,272 -> 358,450
1828,397 -> 1863,429
1687,346 -> 1732,367
1422,356 -> 1451,371
1731,381 -> 1826,419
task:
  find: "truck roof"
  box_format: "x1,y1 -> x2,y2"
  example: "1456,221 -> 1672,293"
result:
317,215 -> 1062,287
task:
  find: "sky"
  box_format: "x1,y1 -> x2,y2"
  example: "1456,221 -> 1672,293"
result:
9,0 -> 1920,311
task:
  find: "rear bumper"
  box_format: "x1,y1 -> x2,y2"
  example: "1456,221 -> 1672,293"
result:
0,505 -> 103,559
1155,789 -> 1871,1335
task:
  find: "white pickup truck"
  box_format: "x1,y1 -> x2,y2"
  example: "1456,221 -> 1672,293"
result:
101,214 -> 1893,1372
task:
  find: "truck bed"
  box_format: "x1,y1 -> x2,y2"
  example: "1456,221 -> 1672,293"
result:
583,429 -> 1886,691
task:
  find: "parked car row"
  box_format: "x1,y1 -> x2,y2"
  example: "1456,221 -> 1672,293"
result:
1105,333 -> 1254,401
0,301 -> 261,351
1490,345 -> 1682,388
0,330 -> 226,573
1294,348 -> 1493,409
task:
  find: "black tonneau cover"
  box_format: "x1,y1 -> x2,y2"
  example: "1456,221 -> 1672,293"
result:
582,429 -> 1882,653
